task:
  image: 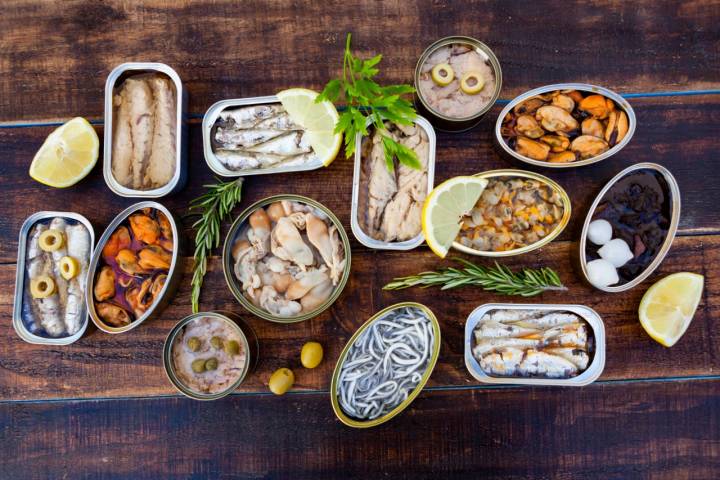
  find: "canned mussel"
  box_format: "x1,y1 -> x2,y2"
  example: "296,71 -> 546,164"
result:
464,303 -> 606,386
222,195 -> 351,323
86,202 -> 183,334
163,311 -> 258,401
13,211 -> 95,345
414,36 -> 502,131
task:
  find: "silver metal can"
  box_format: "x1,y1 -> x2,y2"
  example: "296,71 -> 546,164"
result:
13,211 -> 95,345
86,201 -> 184,333
350,116 -> 436,250
103,62 -> 188,197
464,303 -> 606,387
202,96 -> 326,177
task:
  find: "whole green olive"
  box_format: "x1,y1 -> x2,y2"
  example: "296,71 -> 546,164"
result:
191,359 -> 206,373
301,341 -> 323,369
268,368 -> 294,395
210,336 -> 224,350
205,357 -> 219,371
187,337 -> 201,352
224,340 -> 240,356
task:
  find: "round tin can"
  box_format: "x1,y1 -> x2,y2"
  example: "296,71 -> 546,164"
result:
452,169 -> 571,257
222,194 -> 352,323
86,201 -> 184,334
414,36 -> 502,132
163,311 -> 258,401
330,302 -> 441,428
495,83 -> 636,168
578,162 -> 680,293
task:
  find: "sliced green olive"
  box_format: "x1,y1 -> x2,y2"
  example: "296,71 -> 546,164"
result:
460,72 -> 485,94
186,337 -> 201,352
210,336 -> 223,350
205,358 -> 219,371
191,359 -> 206,373
431,63 -> 454,86
224,340 -> 240,356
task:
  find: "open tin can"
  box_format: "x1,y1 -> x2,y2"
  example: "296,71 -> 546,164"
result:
464,303 -> 606,387
13,211 -> 95,345
414,36 -> 502,132
86,201 -> 184,333
202,96 -> 327,177
163,311 -> 258,401
330,302 -> 441,428
222,194 -> 351,323
351,116 -> 436,250
103,62 -> 188,197
495,83 -> 636,168
578,162 -> 680,292
453,169 -> 571,257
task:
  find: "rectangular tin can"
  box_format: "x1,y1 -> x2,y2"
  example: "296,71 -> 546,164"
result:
103,62 -> 188,197
350,116 -> 436,250
464,303 -> 606,386
202,96 -> 326,177
86,201 -> 184,334
13,211 -> 95,345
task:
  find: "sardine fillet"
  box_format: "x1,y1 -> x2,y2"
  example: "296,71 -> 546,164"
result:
366,131 -> 397,236
125,78 -> 155,189
112,93 -> 134,187
145,76 -> 176,188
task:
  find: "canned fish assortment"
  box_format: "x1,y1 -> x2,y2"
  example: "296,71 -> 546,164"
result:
13,34 -> 694,421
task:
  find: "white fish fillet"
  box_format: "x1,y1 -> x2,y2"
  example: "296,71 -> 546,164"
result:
112,93 -> 134,187
366,131 -> 397,237
144,76 -> 176,188
124,77 -> 155,189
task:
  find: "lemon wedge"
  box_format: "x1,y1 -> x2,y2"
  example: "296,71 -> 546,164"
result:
29,117 -> 99,188
422,176 -> 488,258
276,88 -> 342,166
638,272 -> 704,347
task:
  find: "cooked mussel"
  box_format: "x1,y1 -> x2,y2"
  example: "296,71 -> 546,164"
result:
535,105 -> 578,133
96,302 -> 132,327
604,110 -> 629,146
571,135 -> 609,159
516,115 -> 545,139
138,245 -> 172,270
578,95 -> 614,120
94,266 -> 116,301
516,137 -> 550,161
129,213 -> 160,245
539,135 -> 570,153
102,226 -> 131,260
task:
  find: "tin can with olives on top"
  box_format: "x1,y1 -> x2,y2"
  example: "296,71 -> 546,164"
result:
414,36 -> 503,132
163,311 -> 259,401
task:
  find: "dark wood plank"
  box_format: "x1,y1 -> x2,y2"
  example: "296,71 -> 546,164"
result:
1,234 -> 717,401
2,380 -> 719,479
0,95 -> 718,262
1,1 -> 719,121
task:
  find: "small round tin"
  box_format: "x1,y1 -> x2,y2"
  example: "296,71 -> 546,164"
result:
495,83 -> 636,168
330,302 -> 441,428
578,162 -> 680,293
452,169 -> 571,257
222,194 -> 352,323
86,201 -> 184,334
414,36 -> 502,132
163,311 -> 258,401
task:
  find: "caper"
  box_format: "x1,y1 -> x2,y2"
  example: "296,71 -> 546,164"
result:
431,63 -> 454,86
460,72 -> 485,94
187,337 -> 201,352
205,358 -> 219,371
210,336 -> 224,350
224,340 -> 240,356
191,359 -> 206,373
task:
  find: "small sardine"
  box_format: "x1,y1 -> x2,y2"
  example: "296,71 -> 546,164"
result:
215,150 -> 293,171
510,312 -> 581,329
483,309 -> 542,323
479,347 -> 525,376
220,105 -> 284,129
246,131 -> 312,156
49,218 -> 69,308
215,127 -> 287,149
473,337 -> 542,358
517,350 -> 578,378
475,320 -> 541,339
543,347 -> 590,371
253,112 -> 301,130
543,323 -> 588,349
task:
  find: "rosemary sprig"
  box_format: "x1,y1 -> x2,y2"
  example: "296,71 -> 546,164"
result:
383,258 -> 567,297
317,32 -> 419,172
188,178 -> 244,313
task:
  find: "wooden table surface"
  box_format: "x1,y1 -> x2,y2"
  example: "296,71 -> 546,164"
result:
2,1 -> 719,478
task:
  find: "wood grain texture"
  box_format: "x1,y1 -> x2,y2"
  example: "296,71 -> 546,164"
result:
1,234 -> 717,401
0,95 -> 718,262
1,0 -> 719,121
2,380 -> 719,479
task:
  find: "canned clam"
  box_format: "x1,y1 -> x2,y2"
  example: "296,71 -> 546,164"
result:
163,311 -> 258,401
103,62 -> 188,197
464,303 -> 606,386
13,211 -> 95,345
414,36 -> 502,132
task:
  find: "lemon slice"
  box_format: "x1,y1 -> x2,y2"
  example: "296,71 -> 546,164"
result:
422,176 -> 489,258
29,117 -> 99,188
638,272 -> 704,347
276,88 -> 342,167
